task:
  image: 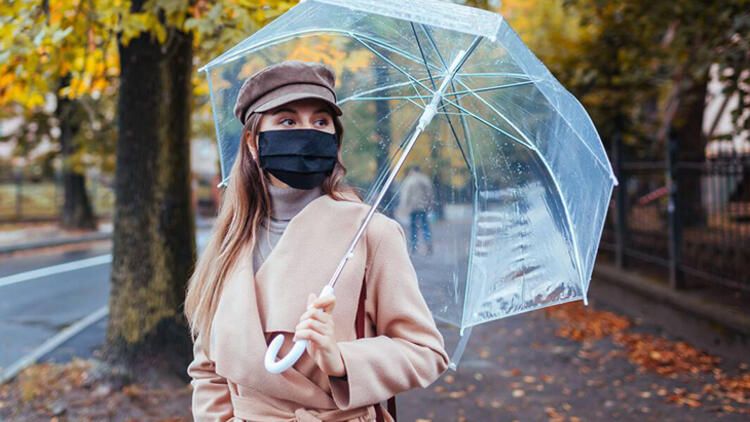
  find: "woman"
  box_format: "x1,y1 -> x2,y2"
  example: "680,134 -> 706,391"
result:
184,60 -> 450,422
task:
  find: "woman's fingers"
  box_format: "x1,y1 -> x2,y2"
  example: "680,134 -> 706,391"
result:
295,291 -> 336,344
299,306 -> 320,321
301,293 -> 336,319
299,307 -> 332,324
309,293 -> 335,312
294,328 -> 328,345
295,317 -> 333,336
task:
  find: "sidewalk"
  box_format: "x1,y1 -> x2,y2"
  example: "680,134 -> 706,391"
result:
0,218 -> 215,255
593,259 -> 750,364
0,221 -> 113,255
2,278 -> 748,420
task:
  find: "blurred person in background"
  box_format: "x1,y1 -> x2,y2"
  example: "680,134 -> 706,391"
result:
397,165 -> 435,255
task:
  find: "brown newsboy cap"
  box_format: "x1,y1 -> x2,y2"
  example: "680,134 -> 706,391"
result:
233,60 -> 343,126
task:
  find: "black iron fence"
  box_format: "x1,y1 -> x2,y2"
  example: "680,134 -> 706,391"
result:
0,171 -> 223,224
600,138 -> 750,292
0,171 -> 114,223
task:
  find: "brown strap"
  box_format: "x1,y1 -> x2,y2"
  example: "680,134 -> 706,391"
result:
355,277 -> 367,339
387,397 -> 397,421
356,276 -> 397,422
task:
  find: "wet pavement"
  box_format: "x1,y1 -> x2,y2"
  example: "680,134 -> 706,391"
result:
396,283 -> 749,421
3,214 -> 748,420
26,269 -> 747,421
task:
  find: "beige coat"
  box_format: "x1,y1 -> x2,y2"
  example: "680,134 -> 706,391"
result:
187,193 -> 450,422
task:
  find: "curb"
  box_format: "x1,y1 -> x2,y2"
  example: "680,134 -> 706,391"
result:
0,232 -> 112,255
593,262 -> 750,338
0,219 -> 214,255
0,306 -> 109,385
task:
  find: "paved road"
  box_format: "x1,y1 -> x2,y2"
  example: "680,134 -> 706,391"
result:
0,222 -> 214,373
0,246 -> 112,370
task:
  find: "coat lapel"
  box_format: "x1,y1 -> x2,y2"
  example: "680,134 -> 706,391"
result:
211,193 -> 371,407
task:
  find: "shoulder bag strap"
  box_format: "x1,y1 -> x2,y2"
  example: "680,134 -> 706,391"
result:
356,275 -> 397,422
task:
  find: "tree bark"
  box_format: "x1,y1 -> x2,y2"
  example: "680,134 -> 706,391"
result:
672,73 -> 709,227
374,61 -> 395,217
56,75 -> 97,230
105,3 -> 195,380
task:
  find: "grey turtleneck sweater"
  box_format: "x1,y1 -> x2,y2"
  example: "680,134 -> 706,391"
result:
253,182 -> 324,274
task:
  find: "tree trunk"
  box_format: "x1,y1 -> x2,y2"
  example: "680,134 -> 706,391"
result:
673,73 -> 709,227
374,61 -> 394,217
105,3 -> 195,380
56,75 -> 97,230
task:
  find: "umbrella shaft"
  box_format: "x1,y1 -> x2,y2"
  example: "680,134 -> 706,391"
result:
418,49 -> 466,131
325,125 -> 425,291
326,43 -> 477,291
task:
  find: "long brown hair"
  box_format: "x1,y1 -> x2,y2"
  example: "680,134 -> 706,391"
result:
184,109 -> 361,355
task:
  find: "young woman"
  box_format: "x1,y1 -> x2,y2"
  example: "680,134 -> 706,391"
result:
184,60 -> 449,422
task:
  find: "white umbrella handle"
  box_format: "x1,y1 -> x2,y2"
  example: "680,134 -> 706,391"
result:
264,285 -> 335,374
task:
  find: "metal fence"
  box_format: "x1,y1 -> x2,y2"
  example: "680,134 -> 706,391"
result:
0,172 -> 115,223
0,171 -> 222,224
600,138 -> 750,292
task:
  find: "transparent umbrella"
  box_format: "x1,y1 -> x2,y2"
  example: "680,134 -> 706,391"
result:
199,0 -> 618,373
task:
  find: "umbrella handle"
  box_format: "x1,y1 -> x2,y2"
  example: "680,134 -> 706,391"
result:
264,285 -> 335,374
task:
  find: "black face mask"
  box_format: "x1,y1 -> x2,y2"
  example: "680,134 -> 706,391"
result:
257,129 -> 339,190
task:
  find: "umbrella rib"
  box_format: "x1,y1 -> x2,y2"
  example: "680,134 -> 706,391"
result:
495,44 -> 613,177
405,98 -> 428,111
362,98 -> 425,205
419,29 -> 485,332
411,22 -> 476,178
206,74 -> 231,188
203,28 -> 445,74
443,80 -> 537,98
434,94 -> 592,302
348,39 -> 482,276
377,39 -> 482,217
456,72 -> 533,80
411,23 -> 438,86
337,77 -> 435,104
353,32 -> 445,74
351,34 -> 436,107
340,79 -> 536,103
421,25 -> 478,142
341,78 -> 536,104
438,110 -> 477,116
420,25 -> 484,208
358,101 -> 429,206
342,95 -> 430,102
342,79 -> 536,103
455,79 -> 587,294
462,296 -> 584,333
434,96 -> 530,148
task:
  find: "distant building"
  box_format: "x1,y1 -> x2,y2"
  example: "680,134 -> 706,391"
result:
703,63 -> 749,158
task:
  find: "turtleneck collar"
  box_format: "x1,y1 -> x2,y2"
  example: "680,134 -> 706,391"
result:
267,182 -> 324,220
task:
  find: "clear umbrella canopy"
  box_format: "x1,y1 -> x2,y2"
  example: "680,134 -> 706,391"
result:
200,0 -> 617,364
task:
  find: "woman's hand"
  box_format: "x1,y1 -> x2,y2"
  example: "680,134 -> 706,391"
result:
293,292 -> 346,377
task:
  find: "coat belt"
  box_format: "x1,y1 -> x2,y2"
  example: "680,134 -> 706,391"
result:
230,390 -> 375,421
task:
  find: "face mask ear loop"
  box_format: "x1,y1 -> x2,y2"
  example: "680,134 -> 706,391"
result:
245,113 -> 273,203
245,114 -> 263,165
